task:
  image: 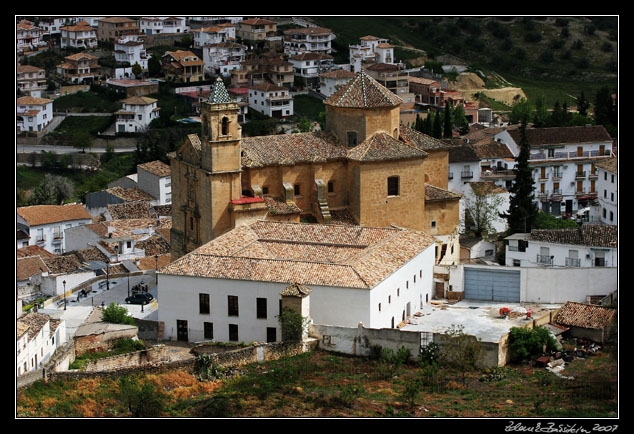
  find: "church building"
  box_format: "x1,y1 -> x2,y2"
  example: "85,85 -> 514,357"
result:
169,70 -> 461,263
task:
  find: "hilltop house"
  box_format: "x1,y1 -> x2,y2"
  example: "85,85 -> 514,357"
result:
201,41 -> 247,76
158,220 -> 436,343
17,204 -> 92,254
248,83 -> 293,118
349,35 -> 395,73
113,35 -> 148,72
17,65 -> 47,98
161,50 -> 204,83
594,157 -> 617,225
97,17 -> 140,43
17,19 -> 46,54
504,224 -> 617,268
56,52 -> 99,84
17,312 -> 67,377
139,16 -> 187,35
236,18 -> 277,42
283,26 -> 335,56
114,96 -> 160,133
16,96 -> 53,133
59,20 -> 97,49
288,52 -> 334,89
495,125 -> 614,217
318,69 -> 355,98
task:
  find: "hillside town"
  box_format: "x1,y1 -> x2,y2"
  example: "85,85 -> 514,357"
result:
16,15 -> 618,419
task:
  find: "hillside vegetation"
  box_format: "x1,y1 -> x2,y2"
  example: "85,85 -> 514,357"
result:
309,16 -> 617,107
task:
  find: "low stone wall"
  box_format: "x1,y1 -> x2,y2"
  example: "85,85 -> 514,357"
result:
82,345 -> 170,372
74,327 -> 139,357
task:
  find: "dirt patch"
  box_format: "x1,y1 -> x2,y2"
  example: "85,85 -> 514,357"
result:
449,72 -> 526,108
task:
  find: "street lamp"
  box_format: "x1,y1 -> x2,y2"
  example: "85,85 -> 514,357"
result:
106,258 -> 110,290
154,255 -> 159,284
63,280 -> 67,310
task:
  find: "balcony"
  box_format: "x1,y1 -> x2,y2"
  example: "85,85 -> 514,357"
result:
575,171 -> 586,180
575,188 -> 586,196
537,254 -> 553,265
565,257 -> 581,267
529,149 -> 611,161
461,171 -> 473,179
588,170 -> 599,180
537,190 -> 549,199
538,173 -> 549,181
551,188 -> 562,199
552,172 -> 563,181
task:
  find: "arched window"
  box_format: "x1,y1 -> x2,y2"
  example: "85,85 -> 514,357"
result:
393,128 -> 398,139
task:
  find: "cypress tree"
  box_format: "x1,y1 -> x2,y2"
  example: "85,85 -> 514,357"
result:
576,91 -> 589,117
500,116 -> 539,233
424,112 -> 432,135
432,111 -> 443,139
443,101 -> 453,138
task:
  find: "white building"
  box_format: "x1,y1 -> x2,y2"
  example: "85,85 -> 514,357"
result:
158,221 -> 436,343
191,25 -> 233,49
114,96 -> 160,133
495,125 -> 614,217
349,35 -> 395,73
283,27 -> 335,56
504,224 -> 617,268
318,69 -> 355,98
114,35 -> 148,71
201,41 -> 246,76
446,141 -> 482,194
288,52 -> 334,89
17,204 -> 92,254
37,16 -> 73,38
137,160 -> 172,205
595,157 -> 617,225
16,96 -> 53,133
17,19 -> 46,54
60,21 -> 98,49
17,65 -> 47,98
248,83 -> 293,118
139,16 -> 187,35
17,312 -> 67,377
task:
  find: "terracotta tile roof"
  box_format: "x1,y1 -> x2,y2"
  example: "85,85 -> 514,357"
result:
137,253 -> 171,271
17,204 -> 91,227
280,282 -> 312,297
152,205 -> 172,217
365,62 -> 400,72
264,197 -> 301,215
320,69 -> 355,79
284,27 -> 332,36
470,142 -> 514,159
84,223 -> 109,238
17,322 -> 29,339
595,157 -> 617,174
399,125 -> 451,151
347,132 -> 428,162
240,18 -> 277,26
43,255 -> 83,274
106,218 -> 159,239
17,256 -> 50,280
446,143 -> 481,163
425,184 -> 462,202
17,64 -> 44,73
70,247 -> 108,263
100,17 -> 137,23
249,83 -> 288,92
160,221 -> 436,289
17,312 -> 51,340
17,245 -> 55,259
138,160 -> 171,177
329,209 -> 359,226
323,69 -> 402,109
507,125 -> 613,147
134,235 -> 171,256
555,301 -> 616,330
65,52 -> 98,61
17,96 -> 53,105
106,187 -> 155,202
529,224 -> 617,248
241,131 -> 347,168
121,96 -> 157,105
288,52 -> 333,62
107,200 -> 153,220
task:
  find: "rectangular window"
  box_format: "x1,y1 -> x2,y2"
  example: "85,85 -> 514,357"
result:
256,298 -> 267,319
294,184 -> 301,196
229,324 -> 239,341
327,181 -> 334,193
228,295 -> 239,316
199,293 -> 210,314
266,327 -> 276,343
204,322 -> 213,339
387,176 -> 399,196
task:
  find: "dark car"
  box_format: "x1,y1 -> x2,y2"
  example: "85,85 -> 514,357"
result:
125,293 -> 154,305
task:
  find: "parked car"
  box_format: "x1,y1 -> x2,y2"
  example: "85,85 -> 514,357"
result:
125,293 -> 154,305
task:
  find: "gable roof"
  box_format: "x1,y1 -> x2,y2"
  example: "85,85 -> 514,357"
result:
507,125 -> 613,147
17,204 -> 91,227
347,132 -> 428,162
425,184 -> 462,202
17,256 -> 50,281
595,157 -> 617,174
446,143 -> 481,163
323,69 -> 402,109
399,125 -> 451,152
160,220 -> 436,289
138,160 -> 171,177
529,224 -> 617,248
555,301 -> 616,330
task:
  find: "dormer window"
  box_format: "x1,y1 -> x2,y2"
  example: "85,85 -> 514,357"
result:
347,131 -> 357,147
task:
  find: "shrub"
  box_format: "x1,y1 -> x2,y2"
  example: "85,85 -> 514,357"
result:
118,376 -> 166,417
195,354 -> 228,381
419,342 -> 441,366
101,302 -> 136,325
508,326 -> 557,362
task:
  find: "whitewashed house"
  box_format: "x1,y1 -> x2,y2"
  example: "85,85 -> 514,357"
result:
17,312 -> 67,377
17,65 -> 47,98
158,221 -> 436,343
248,83 -> 293,118
504,225 -> 617,268
446,142 -> 482,194
37,16 -> 73,38
114,35 -> 148,71
16,95 -> 54,134
192,25 -> 233,49
594,157 -> 617,225
114,96 -> 160,133
201,41 -> 246,76
288,52 -> 334,89
60,21 -> 98,49
495,125 -> 614,217
318,69 -> 355,98
349,35 -> 395,73
17,204 -> 92,255
283,27 -> 335,56
139,16 -> 187,35
17,20 -> 46,54
137,160 -> 172,205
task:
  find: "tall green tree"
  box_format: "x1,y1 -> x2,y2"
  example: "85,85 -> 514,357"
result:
500,116 -> 539,233
443,101 -> 453,138
432,111 -> 443,139
532,95 -> 549,127
593,86 -> 617,136
148,54 -> 161,77
576,91 -> 590,117
452,103 -> 469,135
